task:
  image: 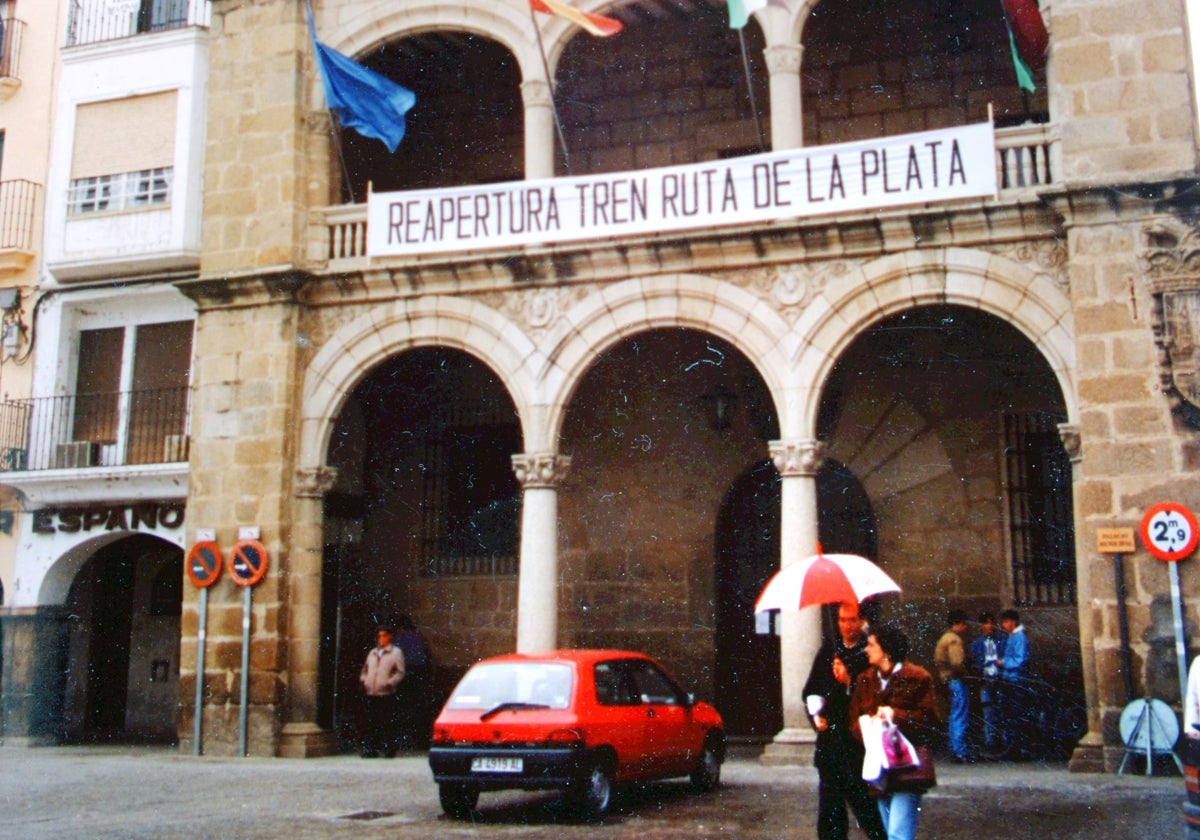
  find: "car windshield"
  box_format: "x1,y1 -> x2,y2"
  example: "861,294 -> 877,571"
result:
446,662 -> 574,711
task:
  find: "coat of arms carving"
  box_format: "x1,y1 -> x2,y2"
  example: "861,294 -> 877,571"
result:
1144,217 -> 1200,428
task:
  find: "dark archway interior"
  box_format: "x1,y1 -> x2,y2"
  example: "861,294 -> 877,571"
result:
63,534 -> 181,744
339,33 -> 523,201
319,347 -> 522,746
816,303 -> 1083,754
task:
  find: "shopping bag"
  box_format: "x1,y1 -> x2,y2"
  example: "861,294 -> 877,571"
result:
881,723 -> 919,769
859,715 -> 885,787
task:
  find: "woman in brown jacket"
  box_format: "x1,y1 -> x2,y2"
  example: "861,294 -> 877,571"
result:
849,624 -> 939,840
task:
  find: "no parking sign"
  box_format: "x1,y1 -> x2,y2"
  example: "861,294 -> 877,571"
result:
227,539 -> 269,587
186,541 -> 223,588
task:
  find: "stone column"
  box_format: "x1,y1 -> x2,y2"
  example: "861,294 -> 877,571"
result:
511,453 -> 571,652
1060,424 -> 1105,772
521,79 -> 556,180
278,465 -> 339,758
765,44 -> 804,150
760,438 -> 824,766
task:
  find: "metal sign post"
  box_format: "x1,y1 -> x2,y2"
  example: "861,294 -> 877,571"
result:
1139,501 -> 1198,695
227,536 -> 269,757
185,537 -> 222,756
1097,527 -> 1137,703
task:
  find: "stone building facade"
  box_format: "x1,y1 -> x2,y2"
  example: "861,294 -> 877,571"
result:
6,0 -> 1200,774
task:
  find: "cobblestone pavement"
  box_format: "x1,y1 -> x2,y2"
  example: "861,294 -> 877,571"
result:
0,744 -> 1184,839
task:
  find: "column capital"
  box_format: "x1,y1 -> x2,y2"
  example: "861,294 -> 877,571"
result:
1057,423 -> 1082,464
512,453 -> 572,489
295,465 -> 338,498
764,43 -> 803,75
521,78 -> 554,109
769,439 -> 826,477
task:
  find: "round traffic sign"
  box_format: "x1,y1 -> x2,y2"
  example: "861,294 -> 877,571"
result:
186,541 -> 223,588
1139,502 -> 1200,562
226,539 -> 269,587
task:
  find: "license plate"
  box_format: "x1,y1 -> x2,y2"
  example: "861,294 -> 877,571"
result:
471,756 -> 523,773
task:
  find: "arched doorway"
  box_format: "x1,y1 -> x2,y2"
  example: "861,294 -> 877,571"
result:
714,457 -> 878,738
61,534 -> 182,743
816,303 -> 1083,753
558,328 -> 776,706
318,346 -> 522,750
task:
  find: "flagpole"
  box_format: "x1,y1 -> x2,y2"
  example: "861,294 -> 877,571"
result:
737,29 -> 768,152
529,5 -> 572,174
305,0 -> 356,202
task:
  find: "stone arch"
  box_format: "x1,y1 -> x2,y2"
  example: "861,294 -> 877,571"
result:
539,274 -> 794,447
793,246 -> 1075,435
299,297 -> 542,470
38,531 -> 184,606
321,1 -> 542,81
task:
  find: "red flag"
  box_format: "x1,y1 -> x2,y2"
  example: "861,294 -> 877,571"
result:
530,0 -> 623,38
1001,0 -> 1048,73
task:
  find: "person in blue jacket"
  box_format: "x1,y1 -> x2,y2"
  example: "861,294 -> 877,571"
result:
997,609 -> 1032,757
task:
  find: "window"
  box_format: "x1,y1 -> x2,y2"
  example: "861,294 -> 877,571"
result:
137,0 -> 188,33
419,419 -> 521,577
1004,412 -> 1076,605
70,92 -> 176,211
594,660 -> 686,706
71,321 -> 193,465
0,4 -> 9,77
68,168 -> 173,215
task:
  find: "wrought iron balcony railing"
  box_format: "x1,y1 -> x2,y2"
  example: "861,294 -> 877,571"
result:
0,179 -> 40,252
0,386 -> 190,472
0,16 -> 24,79
65,0 -> 209,48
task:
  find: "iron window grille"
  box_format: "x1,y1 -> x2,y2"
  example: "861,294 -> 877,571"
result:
1003,411 -> 1076,606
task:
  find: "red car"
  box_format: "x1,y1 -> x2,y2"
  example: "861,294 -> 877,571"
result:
428,649 -> 725,819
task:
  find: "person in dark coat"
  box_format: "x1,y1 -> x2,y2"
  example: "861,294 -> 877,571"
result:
393,614 -> 432,750
804,601 -> 888,840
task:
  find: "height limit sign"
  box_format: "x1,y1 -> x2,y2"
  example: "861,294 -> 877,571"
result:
227,539 -> 269,587
1140,502 -> 1200,562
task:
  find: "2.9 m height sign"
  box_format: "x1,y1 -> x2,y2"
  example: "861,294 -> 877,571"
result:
368,123 -> 997,258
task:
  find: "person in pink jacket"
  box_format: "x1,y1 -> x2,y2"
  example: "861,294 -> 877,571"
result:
360,624 -> 406,757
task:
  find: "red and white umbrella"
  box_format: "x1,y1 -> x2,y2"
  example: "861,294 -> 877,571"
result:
754,546 -> 900,612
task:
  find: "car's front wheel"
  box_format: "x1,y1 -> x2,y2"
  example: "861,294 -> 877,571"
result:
690,738 -> 722,792
438,783 -> 479,819
573,760 -> 614,819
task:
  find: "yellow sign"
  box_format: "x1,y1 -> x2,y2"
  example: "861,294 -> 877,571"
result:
1096,527 -> 1136,554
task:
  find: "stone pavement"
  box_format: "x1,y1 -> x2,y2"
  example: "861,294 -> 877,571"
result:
0,744 -> 1185,839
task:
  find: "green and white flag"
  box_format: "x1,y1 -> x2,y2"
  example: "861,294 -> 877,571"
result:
727,0 -> 784,30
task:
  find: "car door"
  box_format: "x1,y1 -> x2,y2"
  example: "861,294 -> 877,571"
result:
626,659 -> 695,775
591,660 -> 657,778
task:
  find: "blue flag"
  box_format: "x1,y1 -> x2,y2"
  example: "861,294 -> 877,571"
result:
307,6 -> 415,153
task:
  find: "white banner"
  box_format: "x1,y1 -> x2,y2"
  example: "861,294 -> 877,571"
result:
367,122 -> 997,258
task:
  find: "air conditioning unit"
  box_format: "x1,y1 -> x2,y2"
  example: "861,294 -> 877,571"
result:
55,441 -> 97,469
163,434 -> 188,462
0,447 -> 27,471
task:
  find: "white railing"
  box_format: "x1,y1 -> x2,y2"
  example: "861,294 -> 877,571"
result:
995,122 -> 1056,190
65,0 -> 209,47
317,124 -> 1060,263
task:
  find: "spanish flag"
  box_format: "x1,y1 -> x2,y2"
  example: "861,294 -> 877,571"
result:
530,0 -> 623,38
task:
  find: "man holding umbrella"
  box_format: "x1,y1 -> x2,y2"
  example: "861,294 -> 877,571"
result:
803,601 -> 888,840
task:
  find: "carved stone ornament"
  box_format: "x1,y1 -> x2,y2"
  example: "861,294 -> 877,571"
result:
769,439 -> 826,477
1143,217 -> 1200,428
295,466 -> 339,498
511,453 -> 572,489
